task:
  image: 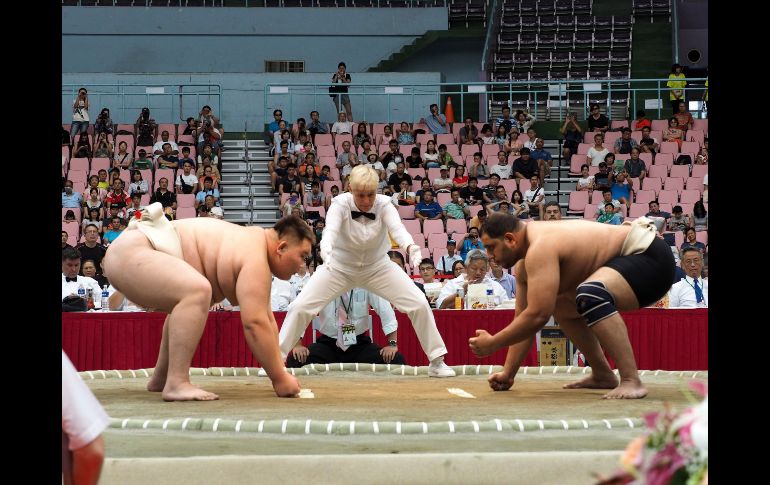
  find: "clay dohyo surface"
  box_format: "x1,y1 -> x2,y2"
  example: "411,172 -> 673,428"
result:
91,372 -> 702,458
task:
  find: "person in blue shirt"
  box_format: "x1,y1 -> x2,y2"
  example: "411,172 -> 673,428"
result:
195,177 -> 220,208
422,103 -> 448,134
597,203 -> 623,225
529,138 -> 553,182
267,108 -> 283,146
62,180 -> 83,208
460,226 -> 485,261
609,171 -> 633,206
414,190 -> 444,222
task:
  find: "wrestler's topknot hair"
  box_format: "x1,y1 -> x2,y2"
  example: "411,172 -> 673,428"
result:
274,215 -> 316,245
480,212 -> 521,240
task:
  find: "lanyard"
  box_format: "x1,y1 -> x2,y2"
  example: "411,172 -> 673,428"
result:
339,290 -> 355,316
683,277 -> 707,304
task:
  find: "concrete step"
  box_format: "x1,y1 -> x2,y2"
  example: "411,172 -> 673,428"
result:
221,161 -> 270,172
224,210 -> 280,225
221,197 -> 279,210
221,173 -> 271,184
220,185 -> 275,196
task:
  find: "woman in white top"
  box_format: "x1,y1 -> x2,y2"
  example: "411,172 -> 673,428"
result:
586,133 -> 609,166
82,208 -> 103,235
575,164 -> 595,191
84,188 -> 104,216
70,87 -> 90,144
114,141 -> 132,170
128,170 -> 149,197
422,139 -> 440,168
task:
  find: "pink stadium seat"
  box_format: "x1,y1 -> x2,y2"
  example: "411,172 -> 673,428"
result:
334,134 -> 353,152
653,153 -> 674,167
140,194 -> 151,206
679,190 -> 701,204
668,165 -> 690,179
628,203 -> 648,218
685,177 -> 703,192
436,192 -> 451,206
577,143 -> 592,155
446,218 -> 467,236
176,207 -> 197,219
317,146 -> 336,159
90,158 -> 111,174
659,142 -> 679,154
156,124 -> 177,141
583,209 -> 597,221
118,169 -> 131,187
62,207 -> 82,223
630,131 -> 642,143
397,205 -> 416,220
468,205 -> 483,218
629,177 -> 641,192
647,165 -> 668,179
426,168 -> 442,182
566,191 -> 589,215
116,124 -> 135,135
590,190 -> 603,204
568,154 -> 589,176
436,134 -> 455,147
663,177 -> 684,193
660,202 -> 673,213
178,134 -> 195,146
135,145 -> 153,158
583,131 -> 602,143
651,120 -> 669,131
681,141 -> 700,154
638,152 -> 653,166
323,183 -> 341,198
635,190 -> 656,204
481,144 -> 500,160
445,144 -> 461,161
314,134 -> 333,146
603,131 -> 621,146
588,166 -> 599,176
416,133 -> 434,145
462,154 -> 476,166
678,203 -> 693,215
432,247 -> 448,265
422,219 -> 444,235
427,233 -> 448,251
641,177 -> 661,193
67,170 -> 88,188
657,190 -> 678,205
154,169 -> 175,190
69,157 -> 90,173
696,231 -> 708,246
411,180 -> 423,192
406,168 -> 424,180
611,120 -> 629,130
62,222 -> 80,245
500,179 -> 517,194
304,206 -> 326,219
692,119 -> 708,135
378,144 -> 391,156
674,231 -> 685,248
690,165 -> 708,178
177,194 -> 195,208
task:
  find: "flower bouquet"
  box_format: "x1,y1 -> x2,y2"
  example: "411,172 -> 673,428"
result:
596,381 -> 708,485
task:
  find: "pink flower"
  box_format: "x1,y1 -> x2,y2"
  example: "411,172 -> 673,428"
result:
688,380 -> 707,397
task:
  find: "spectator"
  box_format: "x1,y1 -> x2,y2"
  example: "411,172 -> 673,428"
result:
197,144 -> 220,170
529,138 -> 553,182
674,101 -> 694,133
418,258 -> 444,308
523,128 -> 538,151
105,179 -> 131,213
468,208 -> 488,231
510,190 -> 529,219
320,164 -> 335,183
458,117 -> 479,147
281,190 -> 303,218
668,248 -> 708,307
468,151 -> 489,180
135,107 -> 157,147
83,189 -> 104,221
397,121 -> 415,145
680,227 -> 706,254
196,155 -> 222,182
597,203 -> 623,225
181,117 -> 199,138
175,161 -> 199,194
666,63 -> 687,115
197,117 -> 223,155
702,173 -> 708,204
645,200 -> 672,232
414,189 -> 444,222
62,180 -> 83,208
114,141 -> 133,170
391,179 -> 416,206
489,184 -> 508,205
149,177 -> 177,209
692,200 -> 708,231
479,124 -> 495,145
541,200 -> 562,221
459,177 -> 489,206
380,139 -> 405,171
488,258 -> 516,299
82,259 -> 109,288
595,189 -> 620,218
353,122 -> 372,148
357,139 -> 377,164
75,224 -> 107,275
587,133 -> 609,166
364,152 -> 385,182
406,146 -> 424,170
560,113 -> 582,161
575,164 -> 595,191
61,349 -> 109,485
513,110 -> 536,133
330,61 -> 353,119
610,171 -> 633,207
195,177 -> 220,208
437,143 -> 457,168
638,126 -> 659,155
586,103 -> 609,133
490,152 -> 513,179
128,170 -> 149,198
377,124 -> 394,147
422,140 -> 440,168
63,209 -> 77,224
494,125 -> 508,148
433,165 -> 454,192
494,106 -> 515,134
695,146 -> 708,165
623,148 -> 647,182
503,128 -> 523,156
132,149 -> 153,170
662,117 -> 684,148
307,110 -> 328,139
336,140 -> 355,171
634,110 -> 651,131
443,189 -> 470,220
331,111 -> 354,144
306,181 -> 325,210
62,230 -> 73,253
511,147 -> 540,180
414,178 -> 433,204
436,239 -> 463,274
82,208 -> 103,235
69,87 -> 90,144
459,227 -> 485,261
387,162 -> 412,192
73,133 -> 92,158
277,164 -> 302,198
423,103 -> 448,134
292,117 -> 311,141
667,205 -> 692,232
451,260 -> 466,278
153,130 -> 179,163
126,194 -> 144,220
271,156 -> 290,193
198,105 -> 221,128
102,216 -> 125,245
156,143 -> 180,171
436,249 -> 505,309
96,170 -> 109,190
198,194 -> 224,219
267,109 -> 284,147
614,128 -> 639,154
93,132 -> 113,159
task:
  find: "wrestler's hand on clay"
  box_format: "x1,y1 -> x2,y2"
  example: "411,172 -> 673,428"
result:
273,373 -> 301,398
488,371 -> 515,392
468,329 -> 499,357
379,345 -> 398,364
291,344 -> 310,364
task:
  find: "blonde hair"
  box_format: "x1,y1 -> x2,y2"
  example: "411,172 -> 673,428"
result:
348,164 -> 379,191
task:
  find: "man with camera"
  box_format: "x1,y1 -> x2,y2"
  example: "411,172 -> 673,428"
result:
197,118 -> 222,156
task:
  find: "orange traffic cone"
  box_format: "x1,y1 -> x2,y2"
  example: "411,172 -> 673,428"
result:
444,96 -> 456,123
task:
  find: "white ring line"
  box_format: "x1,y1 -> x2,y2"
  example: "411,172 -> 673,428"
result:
603,419 -> 612,429
373,421 -> 379,434
162,419 -> 170,430
142,420 -> 151,429
327,420 -> 334,435
305,419 -> 311,435
422,422 -> 428,434
281,419 -> 288,434
350,421 -> 355,435
86,371 -> 94,379
537,420 -> 544,430
516,419 -> 524,432
396,422 -> 402,434
235,420 -> 243,433
141,369 -> 149,377
472,421 -> 479,433
114,370 -> 122,379
494,419 -> 502,431
258,420 -> 264,433
581,420 -> 589,429
625,418 -> 635,428
475,365 -> 481,375
130,369 -> 136,378
213,418 -> 221,432
121,418 -> 129,429
462,365 -> 467,376
181,418 -> 191,430
448,421 -> 455,433
560,420 -> 569,430
355,363 -> 359,372
245,367 -> 250,376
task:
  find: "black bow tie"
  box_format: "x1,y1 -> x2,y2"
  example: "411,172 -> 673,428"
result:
351,210 -> 376,220
65,277 -> 78,282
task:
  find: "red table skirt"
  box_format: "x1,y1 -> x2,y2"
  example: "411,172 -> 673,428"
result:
61,309 -> 707,371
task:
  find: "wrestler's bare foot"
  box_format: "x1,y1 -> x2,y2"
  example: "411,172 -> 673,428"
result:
162,382 -> 219,401
563,372 -> 618,390
602,379 -> 647,400
147,373 -> 166,392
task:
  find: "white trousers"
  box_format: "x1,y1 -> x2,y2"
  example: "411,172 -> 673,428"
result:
279,258 -> 448,362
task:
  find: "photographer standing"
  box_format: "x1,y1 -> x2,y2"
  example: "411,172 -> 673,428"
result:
135,107 -> 157,147
197,118 -> 223,157
70,87 -> 90,145
330,62 -> 352,120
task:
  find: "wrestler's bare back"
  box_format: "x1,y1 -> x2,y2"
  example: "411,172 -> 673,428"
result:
518,220 -> 633,292
172,218 -> 266,305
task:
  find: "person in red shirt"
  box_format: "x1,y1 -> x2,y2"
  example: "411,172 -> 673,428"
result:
633,110 -> 651,131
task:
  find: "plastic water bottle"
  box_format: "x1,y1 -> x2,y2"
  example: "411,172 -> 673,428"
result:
77,284 -> 86,303
101,286 -> 110,311
486,286 -> 497,310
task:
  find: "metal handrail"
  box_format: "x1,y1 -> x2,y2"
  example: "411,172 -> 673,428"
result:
480,0 -> 500,71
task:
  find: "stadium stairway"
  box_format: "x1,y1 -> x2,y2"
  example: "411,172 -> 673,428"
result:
219,139 -> 280,227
